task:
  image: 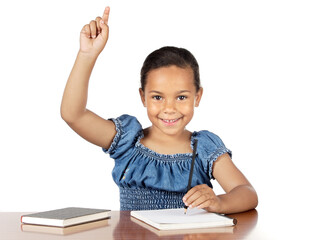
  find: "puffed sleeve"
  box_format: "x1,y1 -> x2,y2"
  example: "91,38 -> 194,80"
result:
196,130 -> 232,179
102,114 -> 142,160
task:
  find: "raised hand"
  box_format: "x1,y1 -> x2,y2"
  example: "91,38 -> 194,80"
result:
80,7 -> 110,57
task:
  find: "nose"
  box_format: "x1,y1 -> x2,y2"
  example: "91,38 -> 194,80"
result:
163,99 -> 176,114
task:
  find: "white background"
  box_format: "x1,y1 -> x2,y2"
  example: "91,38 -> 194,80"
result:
1,0 -> 320,238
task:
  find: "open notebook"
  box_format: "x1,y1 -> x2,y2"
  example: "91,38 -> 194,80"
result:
130,208 -> 237,230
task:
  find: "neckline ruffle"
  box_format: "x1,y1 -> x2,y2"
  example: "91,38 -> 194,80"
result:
134,130 -> 198,161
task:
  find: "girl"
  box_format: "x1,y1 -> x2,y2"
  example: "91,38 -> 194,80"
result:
61,7 -> 258,213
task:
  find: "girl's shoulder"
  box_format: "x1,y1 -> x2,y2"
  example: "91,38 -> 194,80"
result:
103,114 -> 142,156
109,114 -> 143,140
194,130 -> 232,178
195,130 -> 225,146
194,130 -> 231,160
111,114 -> 142,132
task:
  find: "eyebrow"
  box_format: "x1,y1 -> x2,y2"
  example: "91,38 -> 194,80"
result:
148,90 -> 191,94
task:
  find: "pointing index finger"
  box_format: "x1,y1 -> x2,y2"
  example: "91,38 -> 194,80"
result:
102,7 -> 110,24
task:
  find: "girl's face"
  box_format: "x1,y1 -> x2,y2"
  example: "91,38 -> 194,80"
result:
139,65 -> 203,137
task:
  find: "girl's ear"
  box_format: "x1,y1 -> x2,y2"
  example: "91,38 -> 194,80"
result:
139,88 -> 146,107
194,87 -> 203,107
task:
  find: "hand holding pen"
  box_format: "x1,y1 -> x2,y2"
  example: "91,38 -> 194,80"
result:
183,139 -> 198,214
183,139 -> 221,213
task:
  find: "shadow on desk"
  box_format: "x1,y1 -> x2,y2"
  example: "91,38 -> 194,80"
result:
113,210 -> 258,240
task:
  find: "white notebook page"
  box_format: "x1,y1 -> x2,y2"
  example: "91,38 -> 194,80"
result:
132,208 -> 231,224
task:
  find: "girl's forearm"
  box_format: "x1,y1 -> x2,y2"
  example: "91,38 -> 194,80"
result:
60,52 -> 98,123
216,185 -> 258,214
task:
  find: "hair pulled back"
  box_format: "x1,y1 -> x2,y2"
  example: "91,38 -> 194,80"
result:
140,46 -> 201,92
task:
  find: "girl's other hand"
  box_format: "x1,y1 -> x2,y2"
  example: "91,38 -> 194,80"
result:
183,184 -> 221,213
79,7 -> 110,57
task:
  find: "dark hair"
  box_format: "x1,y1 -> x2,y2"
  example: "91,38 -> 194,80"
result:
140,46 -> 201,92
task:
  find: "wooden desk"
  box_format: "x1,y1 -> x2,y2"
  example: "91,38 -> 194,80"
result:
1,210 -> 261,239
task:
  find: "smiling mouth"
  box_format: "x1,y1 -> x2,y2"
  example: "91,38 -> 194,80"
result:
160,118 -> 181,125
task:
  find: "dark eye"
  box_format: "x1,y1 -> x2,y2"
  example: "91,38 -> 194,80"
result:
177,96 -> 187,101
153,95 -> 162,101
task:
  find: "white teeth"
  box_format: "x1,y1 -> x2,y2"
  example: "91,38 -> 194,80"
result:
163,119 -> 178,123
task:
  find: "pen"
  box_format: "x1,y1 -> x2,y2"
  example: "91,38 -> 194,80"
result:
184,139 -> 198,214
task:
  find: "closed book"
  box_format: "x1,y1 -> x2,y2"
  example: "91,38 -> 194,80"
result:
21,218 -> 109,235
21,207 -> 110,227
130,208 -> 236,231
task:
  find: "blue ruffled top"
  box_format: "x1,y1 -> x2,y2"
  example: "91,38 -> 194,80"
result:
103,114 -> 231,210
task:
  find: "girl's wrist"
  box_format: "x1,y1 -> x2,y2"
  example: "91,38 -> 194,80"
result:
206,196 -> 224,213
77,50 -> 99,63
215,196 -> 224,213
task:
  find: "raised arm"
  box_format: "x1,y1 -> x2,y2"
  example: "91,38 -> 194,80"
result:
60,7 -> 116,149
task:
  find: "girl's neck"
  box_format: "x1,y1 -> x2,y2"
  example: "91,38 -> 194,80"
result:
145,126 -> 191,142
141,127 -> 193,155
